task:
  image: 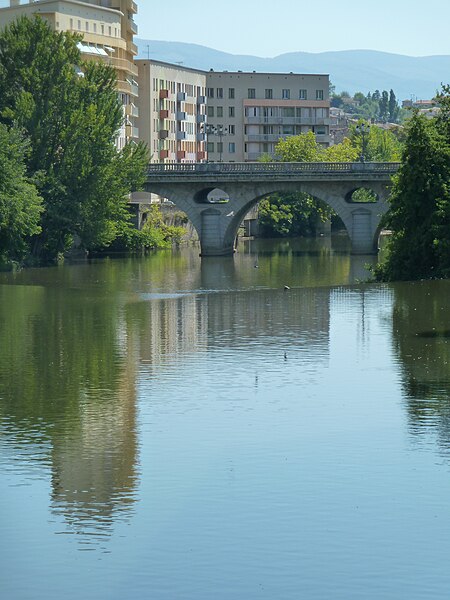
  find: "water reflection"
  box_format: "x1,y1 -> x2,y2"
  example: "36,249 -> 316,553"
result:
0,284 -> 139,544
391,280 -> 450,448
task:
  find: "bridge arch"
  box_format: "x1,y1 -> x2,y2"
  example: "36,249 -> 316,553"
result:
144,162 -> 396,256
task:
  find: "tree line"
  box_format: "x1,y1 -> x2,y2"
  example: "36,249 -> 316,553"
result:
331,87 -> 405,123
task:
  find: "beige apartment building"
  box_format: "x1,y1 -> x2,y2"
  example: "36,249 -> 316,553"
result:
0,0 -> 139,148
136,59 -> 207,163
205,71 -> 331,161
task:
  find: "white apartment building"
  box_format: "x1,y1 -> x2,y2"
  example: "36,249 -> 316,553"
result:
136,59 -> 207,163
0,0 -> 139,149
205,71 -> 331,161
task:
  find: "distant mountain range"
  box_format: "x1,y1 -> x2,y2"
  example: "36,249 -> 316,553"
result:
136,39 -> 450,101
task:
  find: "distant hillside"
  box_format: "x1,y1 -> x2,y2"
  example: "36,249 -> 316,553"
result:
136,39 -> 450,101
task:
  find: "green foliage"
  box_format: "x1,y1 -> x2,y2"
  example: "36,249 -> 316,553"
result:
275,131 -> 322,162
349,121 -> 402,161
0,16 -> 148,263
259,193 -> 332,238
0,124 -> 42,264
110,205 -> 185,252
375,111 -> 450,281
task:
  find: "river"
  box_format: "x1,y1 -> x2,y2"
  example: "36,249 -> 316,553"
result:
1,237 -> 450,599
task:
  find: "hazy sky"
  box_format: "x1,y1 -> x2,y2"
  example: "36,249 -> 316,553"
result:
136,0 -> 449,57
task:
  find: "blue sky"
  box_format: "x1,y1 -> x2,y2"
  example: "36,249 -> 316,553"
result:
136,0 -> 449,57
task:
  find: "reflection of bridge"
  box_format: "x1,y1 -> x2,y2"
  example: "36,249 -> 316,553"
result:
145,162 -> 400,256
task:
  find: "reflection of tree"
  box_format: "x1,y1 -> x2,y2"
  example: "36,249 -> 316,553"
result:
391,281 -> 450,445
0,283 -> 139,542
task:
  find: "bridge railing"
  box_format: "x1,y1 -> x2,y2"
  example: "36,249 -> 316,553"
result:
146,162 -> 400,176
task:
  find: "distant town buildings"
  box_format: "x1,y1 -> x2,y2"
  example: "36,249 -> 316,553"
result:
0,0 -> 139,149
135,62 -> 330,163
136,60 -> 207,163
402,98 -> 439,118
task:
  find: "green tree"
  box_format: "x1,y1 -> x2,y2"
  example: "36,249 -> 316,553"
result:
275,131 -> 323,162
0,16 -> 148,262
388,89 -> 398,122
379,90 -> 389,121
375,112 -> 450,281
0,124 -> 42,265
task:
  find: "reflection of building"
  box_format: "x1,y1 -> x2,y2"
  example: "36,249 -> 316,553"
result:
50,308 -> 140,540
0,0 -> 139,149
136,59 -> 207,163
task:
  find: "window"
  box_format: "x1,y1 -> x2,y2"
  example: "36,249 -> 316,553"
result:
228,125 -> 235,135
101,24 -> 104,35
299,89 -> 307,100
282,89 -> 290,99
207,142 -> 214,153
70,18 -> 73,29
207,87 -> 214,98
229,106 -> 235,118
93,23 -> 97,33
316,89 -> 324,100
248,88 -> 256,99
85,22 -> 89,32
265,88 -> 273,99
216,87 -> 223,98
217,142 -> 223,154
207,106 -> 214,117
78,20 -> 81,30
228,88 -> 235,99
217,106 -> 223,118
228,142 -> 236,153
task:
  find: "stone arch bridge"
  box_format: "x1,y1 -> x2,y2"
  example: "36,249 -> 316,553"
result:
144,162 -> 399,256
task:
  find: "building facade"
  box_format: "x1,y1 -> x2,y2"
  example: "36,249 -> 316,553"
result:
136,59 -> 207,163
0,0 -> 139,148
205,71 -> 331,162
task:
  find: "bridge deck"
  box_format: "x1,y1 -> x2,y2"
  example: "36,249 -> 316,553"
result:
146,162 -> 400,182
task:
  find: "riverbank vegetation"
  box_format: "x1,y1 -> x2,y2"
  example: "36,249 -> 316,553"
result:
375,89 -> 450,281
0,17 -> 174,268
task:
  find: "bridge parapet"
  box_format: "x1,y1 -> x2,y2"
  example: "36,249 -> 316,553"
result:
147,161 -> 400,182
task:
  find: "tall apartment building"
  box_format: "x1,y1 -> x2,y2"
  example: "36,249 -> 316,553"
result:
205,71 -> 331,161
136,59 -> 207,163
0,0 -> 139,149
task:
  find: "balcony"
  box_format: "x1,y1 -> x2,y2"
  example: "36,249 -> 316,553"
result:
109,57 -> 138,76
160,149 -> 169,159
177,151 -> 186,160
197,151 -> 206,160
196,113 -> 206,123
176,131 -> 186,140
177,92 -> 186,102
128,19 -> 138,34
245,116 -> 331,126
197,133 -> 206,142
159,129 -> 169,139
117,79 -> 138,97
176,111 -> 186,121
159,109 -> 169,119
197,95 -> 207,104
245,134 -> 282,142
125,125 -> 139,139
127,41 -> 138,55
130,1 -> 138,13
125,104 -> 139,118
159,89 -> 170,99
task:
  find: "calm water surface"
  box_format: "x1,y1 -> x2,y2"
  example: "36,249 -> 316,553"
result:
1,237 -> 450,599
